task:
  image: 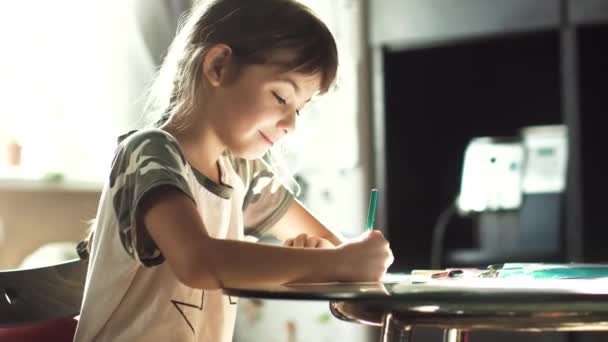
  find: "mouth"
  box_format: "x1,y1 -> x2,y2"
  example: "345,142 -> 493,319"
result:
259,131 -> 274,146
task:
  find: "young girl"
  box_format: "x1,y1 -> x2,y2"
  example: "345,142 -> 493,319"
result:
74,0 -> 393,341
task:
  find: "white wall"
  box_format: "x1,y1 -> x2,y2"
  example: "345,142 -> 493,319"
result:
289,0 -> 372,238
0,0 -> 189,182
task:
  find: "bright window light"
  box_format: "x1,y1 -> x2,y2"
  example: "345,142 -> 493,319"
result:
0,1 -> 128,182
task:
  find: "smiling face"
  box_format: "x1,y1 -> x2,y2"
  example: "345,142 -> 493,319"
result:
204,50 -> 322,159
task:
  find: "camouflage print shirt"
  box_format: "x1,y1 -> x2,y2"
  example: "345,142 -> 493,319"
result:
74,128 -> 293,342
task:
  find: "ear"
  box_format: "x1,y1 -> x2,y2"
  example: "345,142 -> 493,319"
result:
202,44 -> 234,87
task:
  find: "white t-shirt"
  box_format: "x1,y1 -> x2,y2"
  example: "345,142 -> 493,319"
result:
74,128 -> 293,342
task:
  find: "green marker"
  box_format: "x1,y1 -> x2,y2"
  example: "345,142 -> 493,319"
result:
366,189 -> 378,231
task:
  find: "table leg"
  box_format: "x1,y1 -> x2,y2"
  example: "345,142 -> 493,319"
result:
442,328 -> 468,342
380,313 -> 412,342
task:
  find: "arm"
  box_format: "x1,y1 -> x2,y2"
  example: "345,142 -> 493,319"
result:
267,200 -> 346,246
139,187 -> 391,290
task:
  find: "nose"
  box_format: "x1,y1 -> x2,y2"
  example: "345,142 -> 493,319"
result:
277,111 -> 296,134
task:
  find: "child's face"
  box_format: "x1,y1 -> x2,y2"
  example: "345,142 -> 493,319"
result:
210,63 -> 321,159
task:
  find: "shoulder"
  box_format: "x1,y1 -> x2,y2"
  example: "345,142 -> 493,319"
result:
109,128 -> 191,187
118,128 -> 179,151
115,128 -> 187,164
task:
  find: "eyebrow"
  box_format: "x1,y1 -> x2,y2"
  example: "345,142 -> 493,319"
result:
278,77 -> 313,104
279,77 -> 300,95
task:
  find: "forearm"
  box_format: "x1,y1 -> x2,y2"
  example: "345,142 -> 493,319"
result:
196,236 -> 343,289
270,200 -> 346,246
140,187 -> 361,290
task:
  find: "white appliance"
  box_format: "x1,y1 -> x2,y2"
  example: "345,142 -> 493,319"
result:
449,124 -> 568,266
458,125 -> 568,214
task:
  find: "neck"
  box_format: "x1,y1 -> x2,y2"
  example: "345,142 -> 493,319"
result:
161,110 -> 225,184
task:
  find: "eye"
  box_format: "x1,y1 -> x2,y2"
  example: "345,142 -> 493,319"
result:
273,91 -> 300,116
272,91 -> 286,105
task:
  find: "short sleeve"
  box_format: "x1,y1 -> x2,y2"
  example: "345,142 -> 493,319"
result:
234,155 -> 295,238
109,129 -> 195,267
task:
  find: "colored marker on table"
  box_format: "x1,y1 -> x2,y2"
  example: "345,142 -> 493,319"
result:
366,189 -> 378,231
411,269 -> 464,279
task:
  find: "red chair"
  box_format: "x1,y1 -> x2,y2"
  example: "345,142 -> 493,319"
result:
0,258 -> 87,341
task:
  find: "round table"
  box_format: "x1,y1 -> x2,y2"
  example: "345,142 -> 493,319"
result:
224,276 -> 608,342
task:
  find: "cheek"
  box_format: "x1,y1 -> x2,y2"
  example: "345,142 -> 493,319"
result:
221,105 -> 267,140
235,98 -> 275,128
217,85 -> 277,137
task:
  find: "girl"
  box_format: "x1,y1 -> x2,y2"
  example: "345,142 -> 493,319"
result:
74,0 -> 393,341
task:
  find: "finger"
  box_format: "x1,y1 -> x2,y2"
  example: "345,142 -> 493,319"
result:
386,257 -> 394,268
306,236 -> 321,248
284,239 -> 294,247
322,239 -> 336,248
363,230 -> 380,239
316,238 -> 334,248
294,234 -> 308,248
370,229 -> 383,237
369,231 -> 387,243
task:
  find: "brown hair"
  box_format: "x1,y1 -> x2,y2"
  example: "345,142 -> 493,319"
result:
147,0 -> 338,127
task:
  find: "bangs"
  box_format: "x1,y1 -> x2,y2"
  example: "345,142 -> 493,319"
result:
229,3 -> 338,94
249,37 -> 338,95
285,27 -> 338,94
287,36 -> 338,95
